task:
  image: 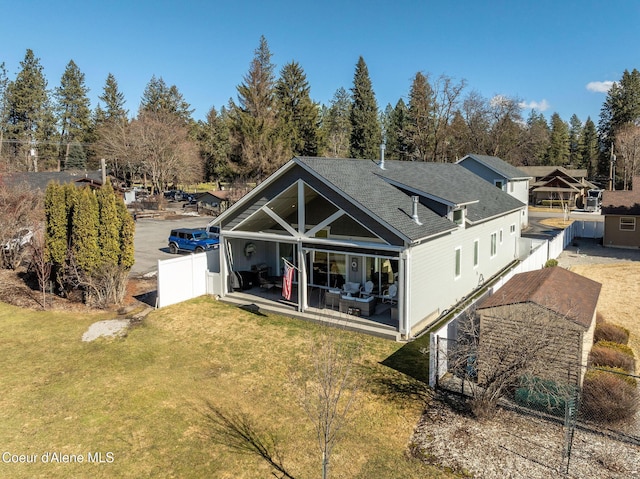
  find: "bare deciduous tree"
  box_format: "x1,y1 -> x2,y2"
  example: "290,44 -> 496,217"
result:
29,228 -> 51,308
0,180 -> 42,269
128,111 -> 203,193
615,123 -> 640,190
289,332 -> 361,479
449,302 -> 578,419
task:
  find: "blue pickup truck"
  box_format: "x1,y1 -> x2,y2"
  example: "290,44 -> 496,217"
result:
168,228 -> 219,254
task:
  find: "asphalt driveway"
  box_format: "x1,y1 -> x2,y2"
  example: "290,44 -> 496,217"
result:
131,213 -> 213,277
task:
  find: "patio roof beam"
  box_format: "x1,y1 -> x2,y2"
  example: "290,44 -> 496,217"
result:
261,206 -> 301,237
306,210 -> 345,237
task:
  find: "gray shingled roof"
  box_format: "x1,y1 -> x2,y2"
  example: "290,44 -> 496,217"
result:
461,154 -> 531,180
6,170 -> 103,191
296,157 -> 525,241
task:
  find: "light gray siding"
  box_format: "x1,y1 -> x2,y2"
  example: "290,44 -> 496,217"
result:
407,210 -> 522,331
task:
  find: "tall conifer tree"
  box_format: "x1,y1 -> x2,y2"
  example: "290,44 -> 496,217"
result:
349,56 -> 381,159
407,72 -> 434,161
56,60 -> 92,169
321,87 -> 351,158
275,61 -> 319,156
5,49 -> 56,171
548,113 -> 570,166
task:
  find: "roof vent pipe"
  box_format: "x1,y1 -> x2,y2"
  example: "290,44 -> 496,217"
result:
379,143 -> 386,169
411,195 -> 422,225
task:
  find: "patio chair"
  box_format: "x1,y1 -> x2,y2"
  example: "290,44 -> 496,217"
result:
342,281 -> 360,296
382,283 -> 398,304
360,280 -> 374,298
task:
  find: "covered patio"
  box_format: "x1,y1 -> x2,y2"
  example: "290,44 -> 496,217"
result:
220,283 -> 401,340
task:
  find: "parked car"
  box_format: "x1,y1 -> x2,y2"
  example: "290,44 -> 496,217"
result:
3,228 -> 33,252
168,228 -> 219,254
206,225 -> 220,239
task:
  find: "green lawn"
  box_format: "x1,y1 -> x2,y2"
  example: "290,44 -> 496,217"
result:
0,297 -> 453,478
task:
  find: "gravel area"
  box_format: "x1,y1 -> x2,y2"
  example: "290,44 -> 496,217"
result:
411,396 -> 640,478
556,238 -> 640,268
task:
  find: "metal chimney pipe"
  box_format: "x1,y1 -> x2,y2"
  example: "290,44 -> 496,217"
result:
379,143 -> 386,169
411,195 -> 422,224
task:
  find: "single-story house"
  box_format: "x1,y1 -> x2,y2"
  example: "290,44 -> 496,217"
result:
4,169 -> 105,191
456,154 -> 531,228
601,177 -> 640,249
476,267 -> 601,387
518,166 -> 597,208
209,156 -> 527,339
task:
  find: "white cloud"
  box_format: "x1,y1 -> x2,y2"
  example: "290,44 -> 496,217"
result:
586,81 -> 615,93
518,99 -> 550,112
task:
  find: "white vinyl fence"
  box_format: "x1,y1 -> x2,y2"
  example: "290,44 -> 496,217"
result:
157,248 -> 219,308
429,220 -> 602,386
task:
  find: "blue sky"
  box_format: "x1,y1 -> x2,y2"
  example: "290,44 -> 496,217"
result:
2,0 -> 639,125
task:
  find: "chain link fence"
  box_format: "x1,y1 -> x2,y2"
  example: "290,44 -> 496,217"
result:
432,335 -> 640,475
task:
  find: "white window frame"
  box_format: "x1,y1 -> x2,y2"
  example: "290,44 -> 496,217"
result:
499,228 -> 503,244
490,232 -> 497,257
620,217 -> 636,231
454,247 -> 462,279
510,223 -> 516,234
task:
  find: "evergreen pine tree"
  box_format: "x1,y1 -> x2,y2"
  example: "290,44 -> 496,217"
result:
407,72 -> 434,161
275,61 -> 319,156
321,87 -> 351,158
5,49 -> 55,171
0,62 -> 8,161
385,99 -> 410,161
524,110 -> 550,165
568,114 -> 582,166
580,117 -> 599,177
349,57 -> 381,159
197,105 -> 232,181
230,35 -> 287,178
56,60 -> 91,168
547,113 -> 570,165
140,75 -> 193,124
97,73 -> 128,123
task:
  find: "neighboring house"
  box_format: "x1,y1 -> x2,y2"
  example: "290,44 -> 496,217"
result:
210,156 -> 526,339
4,170 -> 104,191
476,267 -> 601,387
196,191 -> 229,213
456,154 -> 531,228
519,166 -> 597,208
601,177 -> 640,249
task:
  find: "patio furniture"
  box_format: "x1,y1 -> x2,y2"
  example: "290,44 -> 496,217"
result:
382,283 -> 398,304
325,289 -> 341,310
339,294 -> 377,317
342,281 -> 361,296
360,280 -> 374,297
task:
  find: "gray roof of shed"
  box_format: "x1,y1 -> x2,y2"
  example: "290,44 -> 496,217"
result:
296,157 -> 525,242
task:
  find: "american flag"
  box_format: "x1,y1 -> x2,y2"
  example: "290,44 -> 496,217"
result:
282,262 -> 294,300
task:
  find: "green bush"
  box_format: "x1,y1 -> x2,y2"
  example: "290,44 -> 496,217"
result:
594,322 -> 630,345
544,259 -> 558,268
580,369 -> 639,423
